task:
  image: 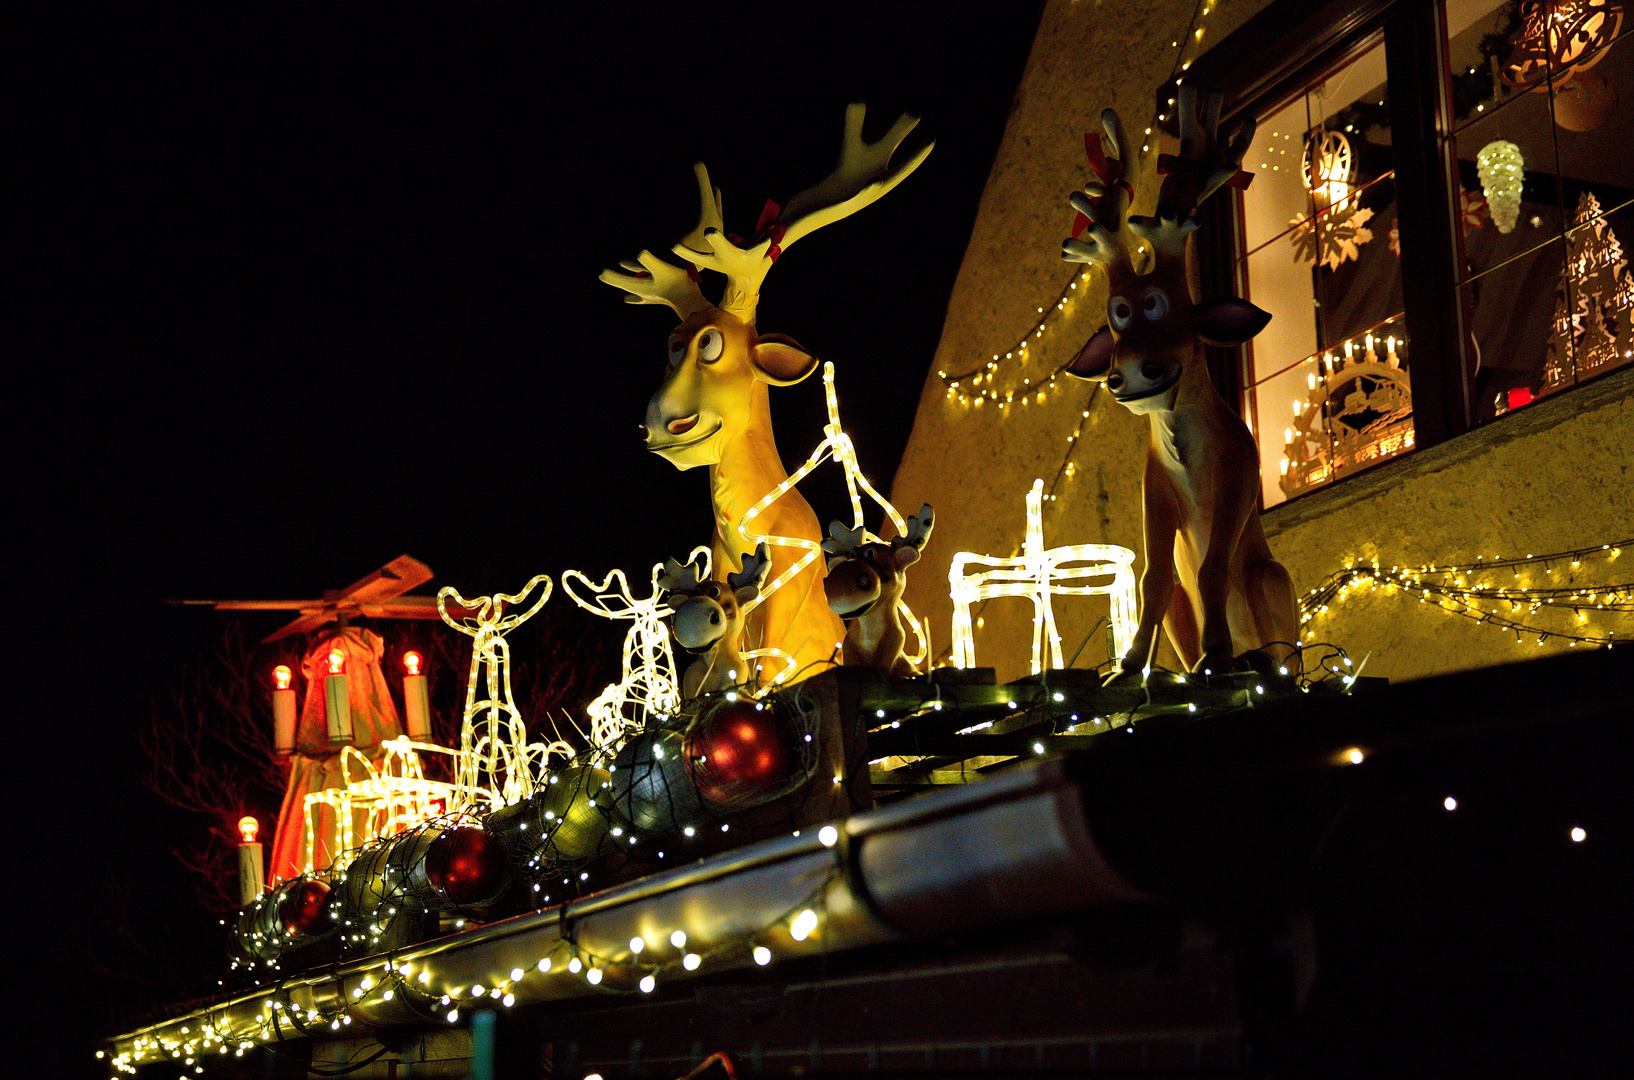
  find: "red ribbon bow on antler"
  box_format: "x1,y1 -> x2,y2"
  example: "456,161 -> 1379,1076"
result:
726,199 -> 787,261
1071,132 -> 1135,238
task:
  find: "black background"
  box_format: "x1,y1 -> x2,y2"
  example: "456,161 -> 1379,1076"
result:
13,4 -> 1044,1073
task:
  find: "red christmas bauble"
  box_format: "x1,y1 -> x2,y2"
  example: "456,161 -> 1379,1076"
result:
279,879 -> 332,938
684,701 -> 797,806
426,827 -> 505,905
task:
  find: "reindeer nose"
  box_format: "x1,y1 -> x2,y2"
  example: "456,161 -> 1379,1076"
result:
1106,373 -> 1125,391
638,423 -> 649,440
708,610 -> 721,626
1141,362 -> 1165,380
856,570 -> 875,590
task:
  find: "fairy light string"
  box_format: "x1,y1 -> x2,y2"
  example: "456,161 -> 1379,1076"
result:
1300,541 -> 1629,647
114,831 -> 848,1076
937,0 -> 1219,407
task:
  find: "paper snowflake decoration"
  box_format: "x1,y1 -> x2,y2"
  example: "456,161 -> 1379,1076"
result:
1291,205 -> 1375,269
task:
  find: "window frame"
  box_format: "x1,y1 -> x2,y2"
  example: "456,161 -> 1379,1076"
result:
1187,0 -> 1476,503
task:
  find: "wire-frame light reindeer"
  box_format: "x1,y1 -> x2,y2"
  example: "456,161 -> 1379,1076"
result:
561,551 -> 709,752
735,362 -> 932,683
436,576 -> 570,811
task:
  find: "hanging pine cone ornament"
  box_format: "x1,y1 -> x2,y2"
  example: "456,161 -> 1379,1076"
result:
1477,140 -> 1524,234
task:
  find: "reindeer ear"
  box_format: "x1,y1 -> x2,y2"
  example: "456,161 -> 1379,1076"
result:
893,544 -> 921,570
750,333 -> 818,385
1194,297 -> 1271,345
733,583 -> 761,605
1066,327 -> 1115,380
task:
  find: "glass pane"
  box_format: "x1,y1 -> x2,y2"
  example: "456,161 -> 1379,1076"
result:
1239,37 -> 1410,507
1250,314 -> 1414,506
1242,96 -> 1315,254
1448,1 -> 1634,422
1450,77 -> 1564,282
1464,235 -> 1571,419
1550,24 -> 1632,210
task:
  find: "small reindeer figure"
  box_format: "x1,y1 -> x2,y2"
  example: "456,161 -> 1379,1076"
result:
601,104 -> 932,686
821,505 -> 934,676
1061,89 -> 1298,685
659,543 -> 773,700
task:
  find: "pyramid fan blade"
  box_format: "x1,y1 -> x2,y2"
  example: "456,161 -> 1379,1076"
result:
338,555 -> 435,605
262,610 -> 340,644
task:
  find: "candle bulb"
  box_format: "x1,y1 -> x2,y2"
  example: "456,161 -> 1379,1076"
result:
402,651 -> 431,741
324,648 -> 353,747
272,665 -> 297,758
237,817 -> 264,905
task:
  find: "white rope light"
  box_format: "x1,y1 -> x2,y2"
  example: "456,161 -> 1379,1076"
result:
437,576 -> 567,811
561,554 -> 705,751
736,362 -> 930,682
948,479 -> 1137,674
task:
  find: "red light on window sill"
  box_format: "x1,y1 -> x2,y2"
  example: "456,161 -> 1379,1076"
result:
1507,387 -> 1534,410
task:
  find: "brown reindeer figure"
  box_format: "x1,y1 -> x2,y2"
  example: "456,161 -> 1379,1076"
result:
601,104 -> 932,687
821,505 -> 934,676
1061,88 -> 1298,685
658,544 -> 772,700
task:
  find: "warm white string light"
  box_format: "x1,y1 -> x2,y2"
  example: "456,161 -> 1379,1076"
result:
1300,541 -> 1629,647
118,866 -> 844,1074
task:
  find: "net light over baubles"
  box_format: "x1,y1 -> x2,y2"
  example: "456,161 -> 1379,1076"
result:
683,699 -> 803,809
1477,140 -> 1525,233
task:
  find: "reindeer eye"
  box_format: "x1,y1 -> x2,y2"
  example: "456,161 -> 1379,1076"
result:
696,328 -> 724,362
1109,298 -> 1133,331
667,337 -> 686,366
703,583 -> 720,598
1140,288 -> 1169,321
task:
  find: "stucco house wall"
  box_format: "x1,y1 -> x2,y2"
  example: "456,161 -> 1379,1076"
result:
890,0 -> 1633,684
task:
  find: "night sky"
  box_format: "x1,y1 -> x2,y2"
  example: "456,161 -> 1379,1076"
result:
16,5 -> 1044,1073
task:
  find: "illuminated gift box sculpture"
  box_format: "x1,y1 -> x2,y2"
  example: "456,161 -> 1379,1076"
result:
299,737 -> 457,876
949,479 -> 1136,675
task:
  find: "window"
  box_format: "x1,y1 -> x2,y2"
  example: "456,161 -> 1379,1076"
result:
1446,0 -> 1633,420
1193,0 -> 1633,509
1238,38 -> 1410,507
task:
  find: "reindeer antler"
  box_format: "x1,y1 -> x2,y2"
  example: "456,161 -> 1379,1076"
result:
599,162 -> 724,320
1063,90 -> 1254,275
901,504 -> 935,550
1128,88 -> 1254,264
727,543 -> 772,593
1062,109 -> 1145,273
677,103 -> 933,322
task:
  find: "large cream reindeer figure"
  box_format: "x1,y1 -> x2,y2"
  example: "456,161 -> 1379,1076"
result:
601,104 -> 932,686
1061,89 -> 1299,685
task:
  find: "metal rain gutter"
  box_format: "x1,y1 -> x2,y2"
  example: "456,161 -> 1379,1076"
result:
109,756 -> 1146,1071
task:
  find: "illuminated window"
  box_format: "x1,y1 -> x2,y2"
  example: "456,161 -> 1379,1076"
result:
1236,37 -> 1410,508
1191,0 -> 1632,508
